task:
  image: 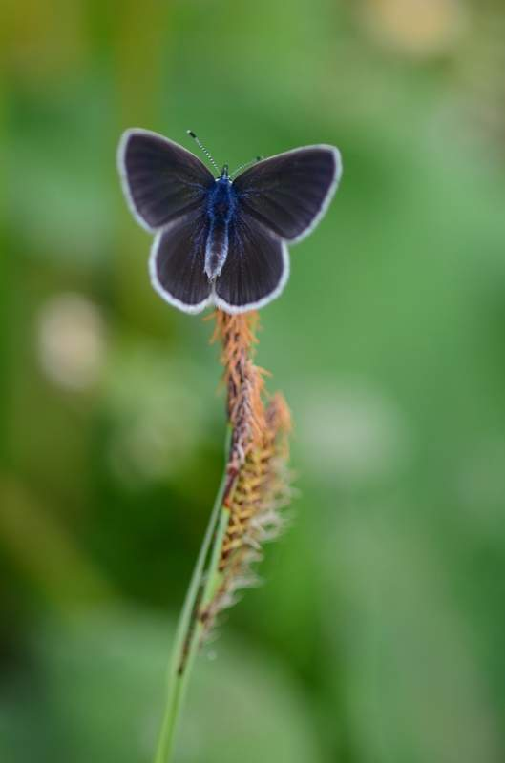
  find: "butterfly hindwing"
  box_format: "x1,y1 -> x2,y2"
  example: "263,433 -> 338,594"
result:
233,145 -> 341,242
215,213 -> 288,312
150,211 -> 212,313
118,129 -> 214,232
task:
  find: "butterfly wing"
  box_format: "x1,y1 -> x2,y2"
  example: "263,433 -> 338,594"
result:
117,129 -> 214,232
214,214 -> 288,313
150,211 -> 212,313
215,145 -> 341,313
233,145 -> 342,242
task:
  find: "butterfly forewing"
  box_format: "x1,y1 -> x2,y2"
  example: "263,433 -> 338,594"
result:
215,214 -> 288,312
233,146 -> 341,242
118,129 -> 214,231
150,211 -> 212,313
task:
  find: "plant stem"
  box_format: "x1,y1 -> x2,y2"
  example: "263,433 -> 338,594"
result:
153,425 -> 233,763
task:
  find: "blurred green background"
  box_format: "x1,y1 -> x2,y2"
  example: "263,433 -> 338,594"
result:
2,1 -> 505,761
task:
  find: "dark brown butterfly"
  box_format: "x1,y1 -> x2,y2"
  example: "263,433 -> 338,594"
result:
117,129 -> 342,314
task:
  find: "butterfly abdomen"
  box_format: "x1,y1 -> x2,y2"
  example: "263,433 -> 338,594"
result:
204,178 -> 238,280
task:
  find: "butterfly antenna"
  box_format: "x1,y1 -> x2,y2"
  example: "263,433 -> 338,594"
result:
230,155 -> 263,179
187,130 -> 220,173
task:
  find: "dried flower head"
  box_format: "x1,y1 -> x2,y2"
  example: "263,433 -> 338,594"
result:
201,311 -> 293,635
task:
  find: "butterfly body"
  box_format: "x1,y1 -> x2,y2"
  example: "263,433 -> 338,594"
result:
204,173 -> 237,279
117,129 -> 342,315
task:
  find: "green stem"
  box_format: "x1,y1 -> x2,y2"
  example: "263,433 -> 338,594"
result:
154,425 -> 234,763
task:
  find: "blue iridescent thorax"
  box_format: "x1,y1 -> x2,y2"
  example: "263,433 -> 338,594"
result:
204,172 -> 238,279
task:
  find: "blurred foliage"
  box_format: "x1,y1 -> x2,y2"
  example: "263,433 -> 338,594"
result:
2,1 -> 505,761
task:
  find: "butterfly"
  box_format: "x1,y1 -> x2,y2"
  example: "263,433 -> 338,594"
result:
117,129 -> 342,315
